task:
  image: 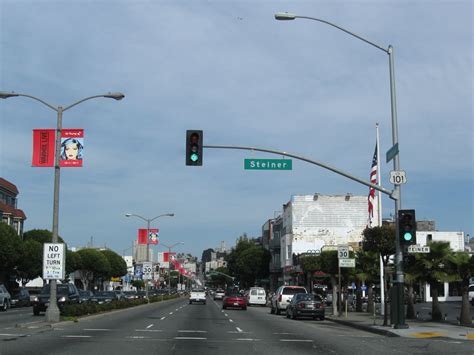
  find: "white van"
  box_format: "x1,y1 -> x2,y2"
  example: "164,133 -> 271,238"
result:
247,287 -> 266,306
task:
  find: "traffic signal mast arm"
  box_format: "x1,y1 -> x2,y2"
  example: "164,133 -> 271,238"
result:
203,144 -> 396,200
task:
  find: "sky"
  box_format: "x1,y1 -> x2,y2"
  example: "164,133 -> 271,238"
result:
0,0 -> 472,259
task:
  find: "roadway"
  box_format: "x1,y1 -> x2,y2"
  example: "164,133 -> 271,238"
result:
1,297 -> 472,355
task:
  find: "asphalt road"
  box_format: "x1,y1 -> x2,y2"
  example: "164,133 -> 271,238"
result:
0,297 -> 472,355
0,306 -> 35,329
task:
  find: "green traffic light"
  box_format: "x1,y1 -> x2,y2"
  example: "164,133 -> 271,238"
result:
403,232 -> 413,241
190,153 -> 199,162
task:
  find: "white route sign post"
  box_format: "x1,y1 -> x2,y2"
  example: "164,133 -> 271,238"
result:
389,170 -> 407,185
43,243 -> 65,280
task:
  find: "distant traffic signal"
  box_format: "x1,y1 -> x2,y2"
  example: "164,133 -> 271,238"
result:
186,130 -> 203,166
398,209 -> 416,249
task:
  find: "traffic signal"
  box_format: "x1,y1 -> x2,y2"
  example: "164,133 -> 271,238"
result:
186,130 -> 203,166
398,209 -> 416,249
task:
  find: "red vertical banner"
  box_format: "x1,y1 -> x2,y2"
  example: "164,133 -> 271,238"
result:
60,129 -> 84,167
138,229 -> 148,244
32,129 -> 55,167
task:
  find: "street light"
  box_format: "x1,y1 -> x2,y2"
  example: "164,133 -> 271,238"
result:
125,213 -> 175,300
274,12 -> 405,328
0,91 -> 124,322
160,241 -> 184,290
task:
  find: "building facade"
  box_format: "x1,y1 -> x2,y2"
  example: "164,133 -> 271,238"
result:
0,177 -> 27,236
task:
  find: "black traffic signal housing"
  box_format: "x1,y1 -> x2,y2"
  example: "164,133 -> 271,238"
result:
398,209 -> 416,250
186,130 -> 203,166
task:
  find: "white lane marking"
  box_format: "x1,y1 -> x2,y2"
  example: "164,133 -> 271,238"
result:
135,329 -> 162,332
228,331 -> 251,334
224,313 -> 228,317
127,336 -> 146,339
236,327 -> 243,333
274,332 -> 294,335
229,319 -> 234,323
62,335 -> 92,338
237,338 -> 260,341
280,339 -> 313,342
146,324 -> 154,329
169,312 -> 174,315
0,333 -> 25,337
83,328 -> 111,331
160,317 -> 166,320
175,309 -> 180,311
178,330 -> 208,333
174,337 -> 207,340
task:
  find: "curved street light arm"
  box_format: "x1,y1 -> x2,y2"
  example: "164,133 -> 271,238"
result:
3,93 -> 59,111
63,93 -> 124,112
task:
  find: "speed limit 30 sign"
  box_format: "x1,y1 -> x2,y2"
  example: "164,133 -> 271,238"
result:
389,170 -> 407,185
338,246 -> 349,259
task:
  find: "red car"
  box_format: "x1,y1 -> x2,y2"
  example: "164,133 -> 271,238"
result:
222,293 -> 247,310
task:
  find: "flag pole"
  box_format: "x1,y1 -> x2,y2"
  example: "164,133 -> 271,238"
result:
376,123 -> 385,316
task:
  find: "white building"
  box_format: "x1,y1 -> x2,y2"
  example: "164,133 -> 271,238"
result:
280,194 -> 368,283
416,231 -> 465,302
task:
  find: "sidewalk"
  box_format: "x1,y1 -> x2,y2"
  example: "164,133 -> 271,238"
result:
326,311 -> 474,341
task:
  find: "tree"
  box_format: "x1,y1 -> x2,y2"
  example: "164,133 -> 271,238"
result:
447,252 -> 474,325
0,223 -> 22,285
132,280 -> 144,290
16,239 -> 43,284
65,250 -> 82,275
319,251 -> 339,316
101,249 -> 127,278
76,248 -> 111,290
362,225 -> 396,324
413,241 -> 455,321
355,250 -> 379,316
23,229 -> 65,244
299,255 -> 321,291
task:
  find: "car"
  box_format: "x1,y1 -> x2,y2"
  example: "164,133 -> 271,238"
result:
469,284 -> 474,306
222,293 -> 247,310
10,288 -> 31,307
114,289 -> 125,300
123,290 -> 139,300
90,291 -> 119,304
78,290 -> 93,304
271,286 -> 308,315
189,289 -> 206,304
286,293 -> 325,320
213,288 -> 225,300
247,287 -> 266,306
33,283 -> 80,315
0,284 -> 11,311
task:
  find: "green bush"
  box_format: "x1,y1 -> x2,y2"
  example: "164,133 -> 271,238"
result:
60,294 -> 179,317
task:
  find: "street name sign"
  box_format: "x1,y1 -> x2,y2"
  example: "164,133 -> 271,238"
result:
389,170 -> 407,185
408,245 -> 430,253
43,243 -> 65,280
338,246 -> 350,259
339,258 -> 355,268
244,158 -> 292,170
143,262 -> 153,280
386,143 -> 399,163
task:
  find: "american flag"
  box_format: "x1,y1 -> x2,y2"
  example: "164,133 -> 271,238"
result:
368,143 -> 378,226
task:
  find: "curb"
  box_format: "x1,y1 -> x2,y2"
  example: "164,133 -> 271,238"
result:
326,316 -> 400,337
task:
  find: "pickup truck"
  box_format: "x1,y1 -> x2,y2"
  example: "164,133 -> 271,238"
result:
189,289 -> 206,304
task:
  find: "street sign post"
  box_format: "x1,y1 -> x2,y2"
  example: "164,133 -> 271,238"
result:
338,246 -> 350,259
143,262 -> 153,280
389,170 -> 407,185
43,243 -> 65,280
244,158 -> 292,170
338,259 -> 356,268
408,245 -> 430,253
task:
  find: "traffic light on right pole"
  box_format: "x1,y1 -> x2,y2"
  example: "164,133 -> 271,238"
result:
186,130 -> 203,166
398,209 -> 416,251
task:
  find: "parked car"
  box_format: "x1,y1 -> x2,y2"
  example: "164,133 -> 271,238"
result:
29,289 -> 40,304
10,288 -> 30,307
247,287 -> 266,306
123,291 -> 139,300
189,289 -> 206,304
114,289 -> 125,300
286,293 -> 325,320
90,291 -> 118,304
469,284 -> 474,306
33,283 -> 80,315
271,286 -> 308,315
222,293 -> 247,310
78,290 -> 93,304
0,284 -> 11,311
213,288 -> 225,300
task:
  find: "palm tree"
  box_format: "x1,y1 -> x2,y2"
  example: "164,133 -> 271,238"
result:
447,252 -> 473,325
414,241 -> 455,321
355,250 -> 379,316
